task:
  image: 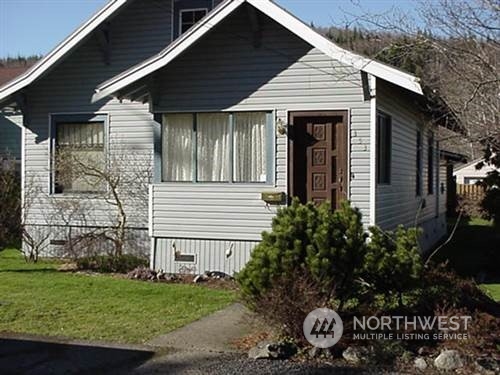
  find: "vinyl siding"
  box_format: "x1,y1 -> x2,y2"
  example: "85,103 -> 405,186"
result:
151,5 -> 371,242
376,79 -> 446,250
0,112 -> 22,159
154,237 -> 257,275
22,0 -> 174,251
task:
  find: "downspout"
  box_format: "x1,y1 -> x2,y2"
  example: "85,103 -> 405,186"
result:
369,75 -> 377,227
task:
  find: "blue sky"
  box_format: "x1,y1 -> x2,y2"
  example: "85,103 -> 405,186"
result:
0,0 -> 417,58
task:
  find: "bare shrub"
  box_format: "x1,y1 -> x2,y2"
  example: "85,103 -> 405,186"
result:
0,156 -> 21,249
247,272 -> 333,346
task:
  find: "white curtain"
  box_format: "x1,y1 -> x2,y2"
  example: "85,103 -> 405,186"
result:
233,112 -> 267,182
163,114 -> 193,181
197,113 -> 229,182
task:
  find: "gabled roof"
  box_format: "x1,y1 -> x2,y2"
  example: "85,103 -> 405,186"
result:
0,0 -> 128,105
93,0 -> 423,102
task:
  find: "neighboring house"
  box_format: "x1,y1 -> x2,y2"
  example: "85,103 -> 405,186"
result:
0,67 -> 27,162
454,158 -> 498,185
0,0 -> 458,274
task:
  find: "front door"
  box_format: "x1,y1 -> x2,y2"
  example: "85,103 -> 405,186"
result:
289,111 -> 348,209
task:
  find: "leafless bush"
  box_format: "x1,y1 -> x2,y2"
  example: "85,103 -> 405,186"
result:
246,272 -> 333,346
0,156 -> 21,250
54,145 -> 151,257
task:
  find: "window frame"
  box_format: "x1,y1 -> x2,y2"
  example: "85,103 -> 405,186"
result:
178,7 -> 208,36
427,133 -> 435,195
49,113 -> 108,195
416,129 -> 423,196
376,111 -> 392,185
158,111 -> 275,185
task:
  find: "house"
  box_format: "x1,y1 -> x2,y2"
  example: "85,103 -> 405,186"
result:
0,67 -> 28,163
0,0 -> 456,274
454,158 -> 498,185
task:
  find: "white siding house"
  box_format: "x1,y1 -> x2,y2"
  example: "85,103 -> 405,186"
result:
454,158 -> 498,185
0,0 -> 451,274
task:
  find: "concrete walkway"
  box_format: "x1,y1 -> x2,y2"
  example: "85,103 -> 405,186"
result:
0,304 -> 353,374
147,303 -> 257,353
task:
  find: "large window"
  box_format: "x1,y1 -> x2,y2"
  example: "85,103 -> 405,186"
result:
53,120 -> 105,194
162,112 -> 271,183
427,134 -> 434,194
376,112 -> 392,184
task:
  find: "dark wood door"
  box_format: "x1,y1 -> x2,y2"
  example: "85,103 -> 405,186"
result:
289,112 -> 348,209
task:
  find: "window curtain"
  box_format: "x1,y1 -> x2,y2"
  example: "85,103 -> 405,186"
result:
163,114 -> 193,181
197,113 -> 229,182
233,112 -> 267,182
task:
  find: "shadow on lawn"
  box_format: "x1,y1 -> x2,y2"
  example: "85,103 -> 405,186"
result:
0,268 -> 61,273
0,336 -> 154,374
433,219 -> 500,283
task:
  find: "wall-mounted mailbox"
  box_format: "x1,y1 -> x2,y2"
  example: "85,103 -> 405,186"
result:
261,192 -> 286,204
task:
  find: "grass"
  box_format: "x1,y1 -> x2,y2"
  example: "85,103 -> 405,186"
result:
482,284 -> 500,302
0,249 -> 236,343
433,216 -> 500,302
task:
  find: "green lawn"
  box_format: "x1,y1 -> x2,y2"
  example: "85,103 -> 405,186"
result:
482,284 -> 500,302
0,249 -> 236,343
433,217 -> 500,302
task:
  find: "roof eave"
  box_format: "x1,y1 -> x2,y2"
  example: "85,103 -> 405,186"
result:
0,0 -> 128,105
93,0 -> 423,102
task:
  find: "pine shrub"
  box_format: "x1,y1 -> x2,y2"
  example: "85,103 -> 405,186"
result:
364,226 -> 423,307
237,199 -> 367,308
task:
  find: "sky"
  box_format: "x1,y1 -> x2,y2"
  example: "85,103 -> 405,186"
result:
0,0 -> 418,58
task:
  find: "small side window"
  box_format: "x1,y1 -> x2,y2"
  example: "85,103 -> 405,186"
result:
179,8 -> 207,35
427,134 -> 434,194
173,0 -> 212,38
376,112 -> 392,185
416,130 -> 423,196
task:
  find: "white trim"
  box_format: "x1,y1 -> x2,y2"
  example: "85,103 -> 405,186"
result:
178,8 -> 209,37
369,75 -> 377,226
93,0 -> 244,102
93,0 -> 422,102
346,108 -> 351,201
21,123 -> 26,230
48,112 -> 109,196
248,0 -> 422,95
170,0 -> 175,44
148,184 -> 153,237
0,0 -> 128,105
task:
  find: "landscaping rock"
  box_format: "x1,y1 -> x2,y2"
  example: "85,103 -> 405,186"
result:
414,357 -> 428,371
434,350 -> 464,371
127,267 -> 179,282
193,274 -> 208,283
307,347 -> 334,360
342,346 -> 370,364
205,271 -> 233,280
475,358 -> 500,375
417,346 -> 433,356
248,341 -> 292,360
308,346 -> 320,359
